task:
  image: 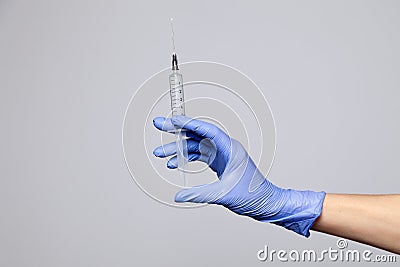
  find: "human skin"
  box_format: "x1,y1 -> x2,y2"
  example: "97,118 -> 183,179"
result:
312,194 -> 400,254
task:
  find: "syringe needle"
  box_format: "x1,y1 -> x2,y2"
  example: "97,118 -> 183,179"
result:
170,18 -> 176,54
170,18 -> 179,71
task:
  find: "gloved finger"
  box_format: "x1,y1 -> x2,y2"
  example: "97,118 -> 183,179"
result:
171,115 -> 230,148
153,139 -> 200,158
185,131 -> 203,141
175,181 -> 222,203
166,153 -> 209,169
152,117 -> 210,142
153,117 -> 175,132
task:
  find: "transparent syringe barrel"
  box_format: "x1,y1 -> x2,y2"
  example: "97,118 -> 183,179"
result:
169,71 -> 188,186
169,71 -> 185,116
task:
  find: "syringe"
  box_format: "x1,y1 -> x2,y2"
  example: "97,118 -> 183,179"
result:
169,19 -> 188,187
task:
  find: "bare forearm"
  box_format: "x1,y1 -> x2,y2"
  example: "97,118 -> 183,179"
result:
312,194 -> 400,254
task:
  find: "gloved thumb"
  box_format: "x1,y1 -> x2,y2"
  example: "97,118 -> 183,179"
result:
175,181 -> 222,204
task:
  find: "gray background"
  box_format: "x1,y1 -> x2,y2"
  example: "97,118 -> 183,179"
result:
0,0 -> 399,266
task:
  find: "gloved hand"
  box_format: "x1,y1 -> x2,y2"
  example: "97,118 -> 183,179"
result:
153,115 -> 326,237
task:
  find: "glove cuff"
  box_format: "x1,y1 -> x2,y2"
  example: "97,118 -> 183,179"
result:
271,190 -> 326,237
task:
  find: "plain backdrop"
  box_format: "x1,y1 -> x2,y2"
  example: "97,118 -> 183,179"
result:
0,0 -> 399,266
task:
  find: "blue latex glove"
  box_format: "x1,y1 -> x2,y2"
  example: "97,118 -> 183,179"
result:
153,115 -> 326,237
